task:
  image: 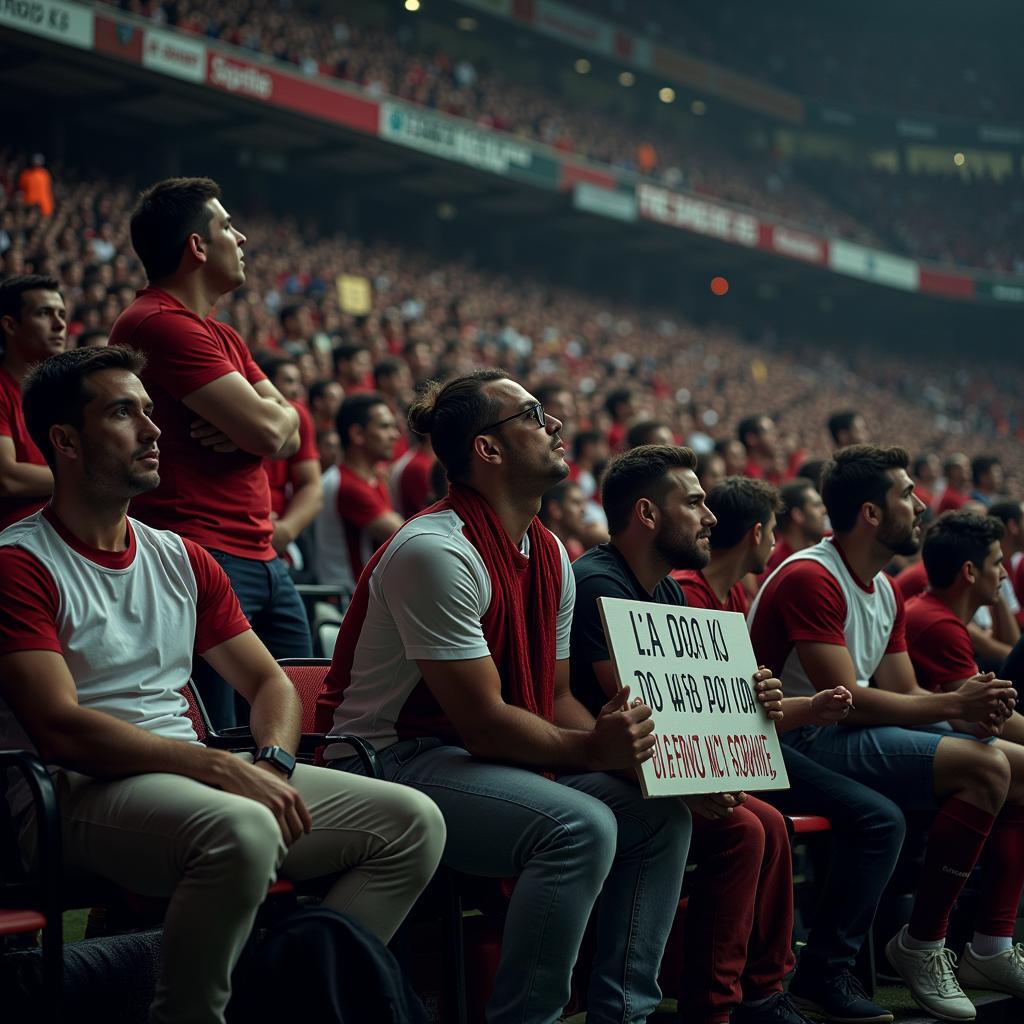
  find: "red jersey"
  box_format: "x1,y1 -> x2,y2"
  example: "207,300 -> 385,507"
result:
0,366 -> 48,531
937,488 -> 969,514
391,446 -> 436,519
748,542 -> 907,692
894,561 -> 929,601
336,470 -> 393,579
264,401 -> 317,518
761,536 -> 795,581
905,591 -> 977,693
110,288 -> 274,560
673,569 -> 750,614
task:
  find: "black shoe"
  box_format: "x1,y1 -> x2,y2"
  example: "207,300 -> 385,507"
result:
788,968 -> 893,1023
733,992 -> 817,1024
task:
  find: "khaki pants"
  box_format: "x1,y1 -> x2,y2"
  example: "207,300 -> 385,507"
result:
18,758 -> 446,1024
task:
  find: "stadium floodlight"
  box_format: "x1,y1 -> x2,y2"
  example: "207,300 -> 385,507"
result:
659,87 -> 676,103
618,71 -> 635,87
404,0 -> 420,11
574,58 -> 591,74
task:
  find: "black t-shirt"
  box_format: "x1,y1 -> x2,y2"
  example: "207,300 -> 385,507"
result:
570,543 -> 687,717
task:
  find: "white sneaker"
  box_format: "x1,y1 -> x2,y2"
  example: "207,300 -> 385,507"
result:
959,942 -> 1024,998
884,926 -> 976,1021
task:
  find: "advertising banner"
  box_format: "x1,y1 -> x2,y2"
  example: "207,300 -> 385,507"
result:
637,183 -> 759,247
0,0 -> 92,48
379,100 -> 557,187
142,25 -> 204,83
598,598 -> 789,798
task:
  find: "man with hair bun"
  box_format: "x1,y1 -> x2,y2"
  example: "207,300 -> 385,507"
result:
317,369 -> 692,1024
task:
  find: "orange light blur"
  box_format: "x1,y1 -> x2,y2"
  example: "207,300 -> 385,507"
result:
710,276 -> 729,296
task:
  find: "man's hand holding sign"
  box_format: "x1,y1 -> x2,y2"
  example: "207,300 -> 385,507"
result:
598,597 -> 793,797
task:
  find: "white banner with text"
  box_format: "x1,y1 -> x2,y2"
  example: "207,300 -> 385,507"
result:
598,597 -> 790,797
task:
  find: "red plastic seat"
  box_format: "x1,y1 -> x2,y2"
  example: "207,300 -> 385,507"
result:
0,908 -> 47,936
786,814 -> 832,835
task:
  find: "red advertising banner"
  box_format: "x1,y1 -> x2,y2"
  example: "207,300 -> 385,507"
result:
204,53 -> 379,135
918,269 -> 977,301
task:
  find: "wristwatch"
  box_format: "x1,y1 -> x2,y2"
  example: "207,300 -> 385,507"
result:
254,746 -> 297,779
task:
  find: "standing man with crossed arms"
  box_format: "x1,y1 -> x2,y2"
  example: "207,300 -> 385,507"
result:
110,178 -> 311,728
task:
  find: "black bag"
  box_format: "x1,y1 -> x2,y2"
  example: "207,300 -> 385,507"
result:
228,905 -> 428,1024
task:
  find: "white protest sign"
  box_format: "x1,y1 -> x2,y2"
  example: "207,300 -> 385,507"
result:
598,597 -> 790,797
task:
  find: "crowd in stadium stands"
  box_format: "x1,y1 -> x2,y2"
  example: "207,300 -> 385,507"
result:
96,0 -> 1024,272
8,151 -> 1024,1024
586,0 -> 1022,123
95,0 -> 883,245
805,165 -> 1024,275
2,149 -> 1022,488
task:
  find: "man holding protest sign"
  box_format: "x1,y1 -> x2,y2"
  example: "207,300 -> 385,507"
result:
317,372 -> 692,1024
570,447 -> 859,1024
749,445 -> 1024,1020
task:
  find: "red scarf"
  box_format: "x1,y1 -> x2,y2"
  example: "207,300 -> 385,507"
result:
315,483 -> 563,742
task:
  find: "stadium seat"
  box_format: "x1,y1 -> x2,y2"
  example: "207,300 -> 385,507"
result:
283,658 -> 467,1023
0,750 -> 62,1023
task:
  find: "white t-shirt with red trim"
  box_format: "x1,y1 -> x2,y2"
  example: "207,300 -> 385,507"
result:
324,508 -> 574,759
0,507 -> 250,815
747,538 -> 906,699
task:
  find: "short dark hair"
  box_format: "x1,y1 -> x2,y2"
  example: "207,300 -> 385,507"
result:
336,392 -> 388,450
539,479 -> 582,525
534,382 -> 570,407
820,444 -> 910,532
706,477 -> 781,550
796,458 -> 827,488
573,429 -> 603,461
255,354 -> 298,384
971,455 -> 1001,486
23,347 -> 147,469
332,343 -> 369,374
625,419 -> 672,450
923,511 -> 1004,589
604,387 -> 633,419
777,479 -> 816,531
0,275 -> 61,324
406,370 -> 509,483
737,414 -> 767,447
373,357 -> 404,386
988,501 -> 1024,528
601,444 -> 697,535
278,303 -> 306,327
130,177 -> 222,282
76,328 -> 109,347
827,410 -> 860,445
308,379 -> 335,404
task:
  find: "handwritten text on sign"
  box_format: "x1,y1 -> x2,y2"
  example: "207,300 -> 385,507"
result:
597,597 -> 790,797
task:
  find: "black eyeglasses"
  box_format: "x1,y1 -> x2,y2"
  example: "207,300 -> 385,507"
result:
478,402 -> 546,435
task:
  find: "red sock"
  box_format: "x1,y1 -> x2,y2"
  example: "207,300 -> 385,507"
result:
975,803 -> 1024,937
908,797 -> 994,941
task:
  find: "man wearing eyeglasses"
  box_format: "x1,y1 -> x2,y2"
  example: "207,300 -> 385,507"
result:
317,369 -> 692,1024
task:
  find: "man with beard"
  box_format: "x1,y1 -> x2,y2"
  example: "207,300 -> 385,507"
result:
572,449 -> 889,1024
674,476 -> 780,614
316,371 -> 692,1024
749,445 -> 1024,1021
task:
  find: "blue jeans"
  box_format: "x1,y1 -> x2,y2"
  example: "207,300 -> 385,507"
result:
333,738 -> 692,1024
193,550 -> 312,729
765,735 -> 907,974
